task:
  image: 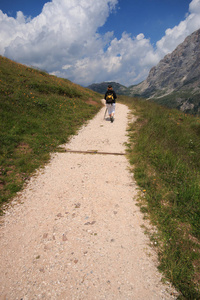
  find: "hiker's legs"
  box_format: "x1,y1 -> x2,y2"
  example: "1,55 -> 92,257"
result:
111,103 -> 115,118
106,104 -> 115,119
110,104 -> 115,122
106,104 -> 112,117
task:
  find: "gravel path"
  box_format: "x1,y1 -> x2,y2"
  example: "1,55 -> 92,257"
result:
0,103 -> 178,300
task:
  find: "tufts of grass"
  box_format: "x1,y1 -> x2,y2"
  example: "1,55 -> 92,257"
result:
0,55 -> 102,210
119,95 -> 200,299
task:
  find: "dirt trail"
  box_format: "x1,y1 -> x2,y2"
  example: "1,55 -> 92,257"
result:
0,103 -> 177,300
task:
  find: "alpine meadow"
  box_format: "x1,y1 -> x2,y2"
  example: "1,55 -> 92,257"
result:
0,56 -> 102,209
0,55 -> 200,298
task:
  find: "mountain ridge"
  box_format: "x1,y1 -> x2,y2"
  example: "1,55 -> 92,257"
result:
87,28 -> 200,114
87,81 -> 128,95
137,28 -> 200,97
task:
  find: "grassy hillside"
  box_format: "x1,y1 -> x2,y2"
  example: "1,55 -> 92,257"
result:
151,90 -> 200,115
0,56 -> 102,209
119,95 -> 200,299
1,55 -> 200,298
88,82 -> 200,114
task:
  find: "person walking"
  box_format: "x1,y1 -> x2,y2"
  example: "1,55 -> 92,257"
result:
104,84 -> 117,123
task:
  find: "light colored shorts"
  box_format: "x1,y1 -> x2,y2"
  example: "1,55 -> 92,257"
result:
106,103 -> 115,115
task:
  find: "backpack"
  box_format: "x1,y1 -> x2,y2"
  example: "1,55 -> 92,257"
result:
106,92 -> 114,103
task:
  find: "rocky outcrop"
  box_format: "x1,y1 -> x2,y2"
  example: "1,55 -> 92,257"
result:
138,28 -> 200,98
88,29 -> 200,113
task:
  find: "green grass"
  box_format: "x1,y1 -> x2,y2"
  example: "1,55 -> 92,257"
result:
1,55 -> 200,298
0,56 -> 102,209
152,90 -> 200,114
119,95 -> 200,299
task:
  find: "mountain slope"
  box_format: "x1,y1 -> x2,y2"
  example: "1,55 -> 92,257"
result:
88,29 -> 200,114
133,28 -> 200,113
0,55 -> 102,208
138,28 -> 200,95
87,81 -> 128,95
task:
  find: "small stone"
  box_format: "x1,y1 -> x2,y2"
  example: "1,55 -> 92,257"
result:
62,234 -> 68,241
84,221 -> 96,225
44,245 -> 50,251
57,213 -> 63,218
39,268 -> 45,273
107,280 -> 111,284
43,233 -> 48,239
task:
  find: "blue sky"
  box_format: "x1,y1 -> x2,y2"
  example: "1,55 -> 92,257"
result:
99,0 -> 191,44
0,0 -> 47,19
1,0 -> 191,44
0,0 -> 200,86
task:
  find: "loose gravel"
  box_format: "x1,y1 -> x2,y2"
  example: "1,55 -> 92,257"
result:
0,103 -> 178,299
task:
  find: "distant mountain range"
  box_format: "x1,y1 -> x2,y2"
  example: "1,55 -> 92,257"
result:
87,82 -> 128,96
87,28 -> 200,114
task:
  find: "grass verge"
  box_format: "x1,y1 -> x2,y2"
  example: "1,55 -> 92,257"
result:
119,95 -> 200,299
0,56 -> 102,211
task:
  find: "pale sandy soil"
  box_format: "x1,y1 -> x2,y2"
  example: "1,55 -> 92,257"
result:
0,103 -> 178,300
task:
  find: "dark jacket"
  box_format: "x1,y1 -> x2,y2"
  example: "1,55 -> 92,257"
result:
104,90 -> 117,104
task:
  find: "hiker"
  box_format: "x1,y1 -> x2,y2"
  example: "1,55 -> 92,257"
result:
104,84 -> 117,123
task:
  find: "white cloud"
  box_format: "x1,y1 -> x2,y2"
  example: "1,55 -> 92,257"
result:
190,0 -> 200,13
0,0 -> 118,69
136,33 -> 145,41
0,0 -> 200,87
156,0 -> 200,57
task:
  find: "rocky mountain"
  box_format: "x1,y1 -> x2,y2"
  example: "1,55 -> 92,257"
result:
88,29 -> 200,114
129,28 -> 200,113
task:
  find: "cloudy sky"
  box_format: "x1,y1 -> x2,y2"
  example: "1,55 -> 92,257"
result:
0,0 -> 200,87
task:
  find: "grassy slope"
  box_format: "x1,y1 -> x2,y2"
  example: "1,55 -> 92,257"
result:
118,95 -> 200,299
1,55 -> 200,298
0,56 -> 102,208
152,90 -> 200,115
